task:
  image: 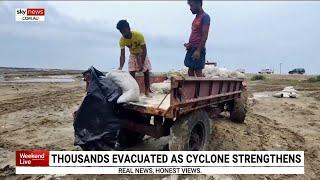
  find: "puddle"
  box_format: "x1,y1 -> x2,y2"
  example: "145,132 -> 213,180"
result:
0,75 -> 75,83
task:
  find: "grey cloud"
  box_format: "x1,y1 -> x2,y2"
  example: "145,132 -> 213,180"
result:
1,2 -> 320,74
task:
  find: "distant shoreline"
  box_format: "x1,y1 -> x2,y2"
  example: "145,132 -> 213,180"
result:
0,67 -> 318,76
0,66 -> 86,72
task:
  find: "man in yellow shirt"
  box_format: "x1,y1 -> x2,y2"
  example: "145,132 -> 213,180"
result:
116,20 -> 152,96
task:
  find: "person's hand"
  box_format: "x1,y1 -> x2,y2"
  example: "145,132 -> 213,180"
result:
192,49 -> 201,60
184,43 -> 191,50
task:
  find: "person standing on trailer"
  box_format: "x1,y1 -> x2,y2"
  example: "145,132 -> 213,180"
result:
184,0 -> 211,77
116,20 -> 152,96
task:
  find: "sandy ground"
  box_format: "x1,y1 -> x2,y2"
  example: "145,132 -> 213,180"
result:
0,69 -> 320,179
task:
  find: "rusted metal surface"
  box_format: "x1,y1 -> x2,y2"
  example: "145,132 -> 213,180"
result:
172,95 -> 239,118
125,118 -> 165,139
123,76 -> 244,138
124,115 -> 169,138
168,76 -> 243,118
121,103 -> 167,116
123,76 -> 244,119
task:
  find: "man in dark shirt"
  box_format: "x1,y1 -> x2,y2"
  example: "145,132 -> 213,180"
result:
184,0 -> 211,77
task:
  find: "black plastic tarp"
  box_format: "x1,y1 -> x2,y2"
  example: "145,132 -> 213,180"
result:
73,67 -> 123,150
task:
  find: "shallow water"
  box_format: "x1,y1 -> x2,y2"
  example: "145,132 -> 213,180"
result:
0,75 -> 75,83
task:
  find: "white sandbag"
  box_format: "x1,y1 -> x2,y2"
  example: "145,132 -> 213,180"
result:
203,65 -> 246,79
167,66 -> 247,79
228,71 -> 246,79
289,92 -> 297,98
105,70 -> 140,103
273,92 -> 284,98
282,86 -> 298,98
282,92 -> 292,98
151,80 -> 171,94
167,69 -> 187,79
273,86 -> 298,98
203,66 -> 227,78
282,86 -> 298,93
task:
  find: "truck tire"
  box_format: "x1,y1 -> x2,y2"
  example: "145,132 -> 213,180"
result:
230,90 -> 248,123
169,110 -> 212,151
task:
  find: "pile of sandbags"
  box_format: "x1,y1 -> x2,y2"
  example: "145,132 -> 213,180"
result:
166,66 -> 246,79
203,66 -> 228,78
203,66 -> 246,79
106,70 -> 140,103
150,79 -> 171,94
273,86 -> 298,98
166,69 -> 187,79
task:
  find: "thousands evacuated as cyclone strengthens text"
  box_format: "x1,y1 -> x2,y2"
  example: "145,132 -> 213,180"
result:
51,153 -> 301,164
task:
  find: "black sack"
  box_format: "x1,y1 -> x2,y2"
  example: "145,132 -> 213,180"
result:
73,66 -> 123,150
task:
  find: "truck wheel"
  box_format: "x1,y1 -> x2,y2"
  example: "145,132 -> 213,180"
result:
169,110 -> 212,151
230,90 -> 248,123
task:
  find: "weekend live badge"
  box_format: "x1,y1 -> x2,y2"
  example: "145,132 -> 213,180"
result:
16,150 -> 49,166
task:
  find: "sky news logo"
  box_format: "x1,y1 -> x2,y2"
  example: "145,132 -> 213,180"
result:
16,8 -> 45,22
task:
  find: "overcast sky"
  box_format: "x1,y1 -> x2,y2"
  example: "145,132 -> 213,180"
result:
1,1 -> 319,74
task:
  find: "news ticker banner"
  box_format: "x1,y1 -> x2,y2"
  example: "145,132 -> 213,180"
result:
16,151 -> 304,174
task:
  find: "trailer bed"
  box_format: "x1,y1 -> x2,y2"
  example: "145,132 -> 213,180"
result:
121,75 -> 246,141
123,76 -> 244,119
127,93 -> 171,110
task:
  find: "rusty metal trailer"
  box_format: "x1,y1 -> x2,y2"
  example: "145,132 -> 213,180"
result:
119,75 -> 247,151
